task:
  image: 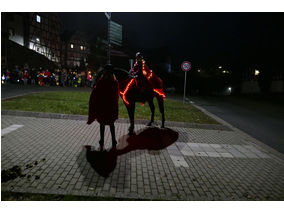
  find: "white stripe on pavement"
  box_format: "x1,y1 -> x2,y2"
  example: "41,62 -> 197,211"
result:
1,125 -> 24,136
167,142 -> 271,167
181,142 -> 270,159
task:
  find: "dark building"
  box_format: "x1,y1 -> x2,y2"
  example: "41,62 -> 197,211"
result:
2,12 -> 62,65
61,30 -> 90,68
28,13 -> 62,63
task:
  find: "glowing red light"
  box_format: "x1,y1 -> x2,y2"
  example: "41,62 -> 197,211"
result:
153,88 -> 166,99
120,79 -> 135,106
130,59 -> 166,100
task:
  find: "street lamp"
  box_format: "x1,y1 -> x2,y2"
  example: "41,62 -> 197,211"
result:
105,12 -> 111,64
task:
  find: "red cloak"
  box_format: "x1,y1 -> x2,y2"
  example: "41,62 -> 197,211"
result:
87,77 -> 119,125
131,60 -> 166,99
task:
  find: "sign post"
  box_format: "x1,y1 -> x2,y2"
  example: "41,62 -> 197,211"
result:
181,61 -> 191,104
105,12 -> 111,64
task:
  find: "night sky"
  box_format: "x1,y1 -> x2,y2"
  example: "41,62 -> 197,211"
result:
59,12 -> 284,71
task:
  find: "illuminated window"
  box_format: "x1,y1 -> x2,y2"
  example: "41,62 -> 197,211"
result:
70,44 -> 74,48
36,15 -> 41,23
80,46 -> 84,50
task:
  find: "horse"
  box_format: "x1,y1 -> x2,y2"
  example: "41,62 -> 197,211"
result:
113,68 -> 165,135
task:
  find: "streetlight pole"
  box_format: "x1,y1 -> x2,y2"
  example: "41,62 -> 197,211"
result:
107,17 -> 111,64
105,12 -> 112,64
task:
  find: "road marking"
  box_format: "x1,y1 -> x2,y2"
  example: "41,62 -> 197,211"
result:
168,142 -> 271,167
167,144 -> 189,167
1,124 -> 24,136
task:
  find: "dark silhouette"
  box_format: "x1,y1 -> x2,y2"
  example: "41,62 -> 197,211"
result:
84,127 -> 178,178
87,64 -> 119,150
85,145 -> 117,178
113,65 -> 166,135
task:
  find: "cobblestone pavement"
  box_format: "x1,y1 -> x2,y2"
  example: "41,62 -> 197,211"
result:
1,114 -> 284,200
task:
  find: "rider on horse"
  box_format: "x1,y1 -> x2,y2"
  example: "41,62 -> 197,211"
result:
130,52 -> 166,99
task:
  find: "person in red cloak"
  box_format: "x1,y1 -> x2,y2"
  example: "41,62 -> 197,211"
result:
87,64 -> 119,150
130,52 -> 165,99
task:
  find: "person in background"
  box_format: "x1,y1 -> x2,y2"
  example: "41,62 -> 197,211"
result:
23,69 -> 29,85
30,68 -> 36,85
86,71 -> 91,87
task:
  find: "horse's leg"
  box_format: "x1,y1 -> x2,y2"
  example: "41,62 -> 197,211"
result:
127,103 -> 135,135
157,97 -> 165,128
147,99 -> 155,126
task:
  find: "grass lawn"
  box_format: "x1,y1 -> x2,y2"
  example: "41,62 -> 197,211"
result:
1,91 -> 218,124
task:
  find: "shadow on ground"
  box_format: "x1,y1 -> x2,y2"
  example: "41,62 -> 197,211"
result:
84,127 -> 179,178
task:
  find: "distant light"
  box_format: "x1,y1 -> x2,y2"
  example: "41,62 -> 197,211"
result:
80,46 -> 84,50
228,87 -> 232,92
2,75 -> 5,80
36,15 -> 41,23
2,80 -> 4,84
70,44 -> 74,49
219,66 -> 222,69
222,70 -> 226,73
255,70 -> 260,76
197,69 -> 201,73
17,80 -> 19,82
36,37 -> 40,42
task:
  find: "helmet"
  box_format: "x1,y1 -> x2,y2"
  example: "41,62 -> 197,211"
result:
104,64 -> 113,71
103,64 -> 114,74
136,52 -> 143,59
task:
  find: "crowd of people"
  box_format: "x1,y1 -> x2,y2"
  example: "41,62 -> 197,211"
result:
1,64 -> 98,88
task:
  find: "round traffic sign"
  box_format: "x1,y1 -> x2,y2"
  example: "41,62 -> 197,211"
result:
181,61 -> 191,71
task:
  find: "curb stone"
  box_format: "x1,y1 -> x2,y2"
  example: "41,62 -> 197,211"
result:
1,110 -> 231,131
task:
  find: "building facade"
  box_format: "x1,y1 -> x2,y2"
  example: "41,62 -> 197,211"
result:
2,12 -> 62,65
28,13 -> 62,63
61,31 -> 89,68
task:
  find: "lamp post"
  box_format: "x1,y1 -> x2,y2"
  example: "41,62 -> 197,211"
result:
105,12 -> 111,64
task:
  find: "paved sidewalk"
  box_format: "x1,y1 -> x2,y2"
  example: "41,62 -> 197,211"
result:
1,112 -> 284,200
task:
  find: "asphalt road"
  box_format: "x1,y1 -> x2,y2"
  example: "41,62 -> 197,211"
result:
190,96 -> 284,154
